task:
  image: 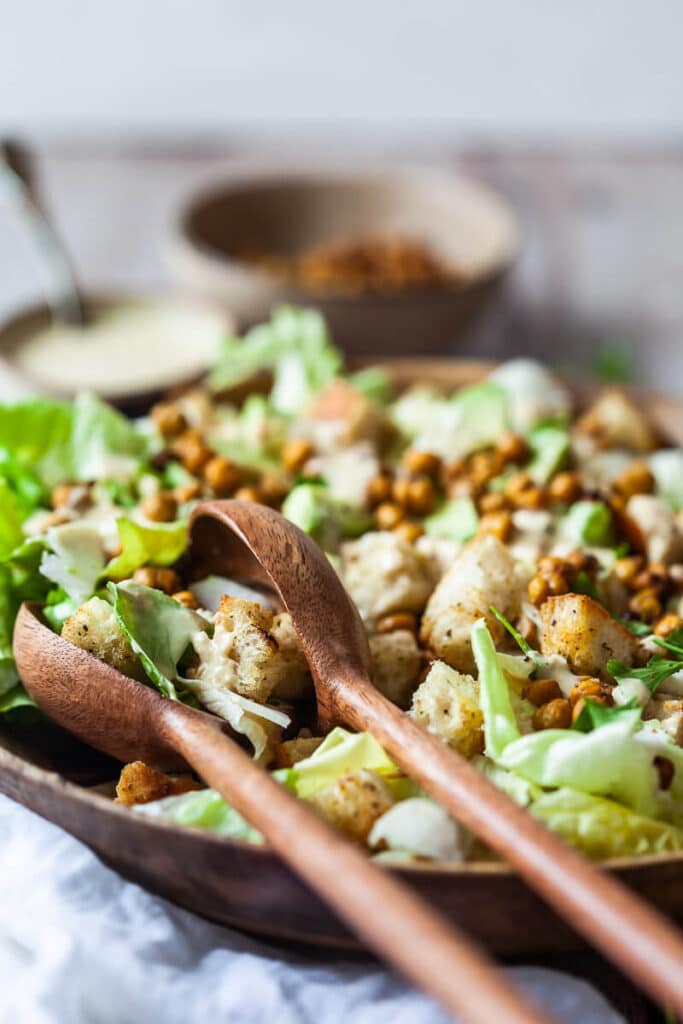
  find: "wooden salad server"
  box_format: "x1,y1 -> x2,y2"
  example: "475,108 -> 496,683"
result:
187,499 -> 683,1017
14,624 -> 548,1021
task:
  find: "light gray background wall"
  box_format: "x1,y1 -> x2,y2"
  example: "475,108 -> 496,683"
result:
2,0 -> 682,140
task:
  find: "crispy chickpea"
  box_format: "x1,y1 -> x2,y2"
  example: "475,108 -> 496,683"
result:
151,402 -> 187,438
613,554 -> 645,586
447,476 -> 481,500
564,548 -> 599,575
478,510 -> 513,542
570,677 -> 612,708
374,501 -> 405,530
478,491 -> 509,514
524,678 -> 563,707
538,555 -> 568,577
172,590 -> 199,609
366,474 -> 393,507
528,574 -> 550,606
546,570 -> 570,597
469,451 -> 504,488
443,458 -> 467,483
629,588 -> 663,623
655,613 -> 683,638
505,471 -> 533,499
235,486 -> 263,503
391,477 -> 412,508
548,471 -> 582,505
402,449 -> 441,479
174,480 -> 202,504
172,429 -> 211,475
377,611 -> 418,634
281,438 -> 314,474
203,456 -> 242,497
496,432 -> 528,465
406,476 -> 436,515
393,521 -> 424,544
140,491 -> 178,523
51,482 -> 91,512
533,698 -> 572,731
133,567 -> 181,594
632,564 -> 669,594
613,461 -> 656,500
513,485 -> 547,510
259,471 -> 291,506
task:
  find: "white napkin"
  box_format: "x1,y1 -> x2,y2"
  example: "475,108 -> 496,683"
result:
0,796 -> 623,1024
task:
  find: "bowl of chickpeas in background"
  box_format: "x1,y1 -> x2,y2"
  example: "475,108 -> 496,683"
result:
169,166 -> 519,356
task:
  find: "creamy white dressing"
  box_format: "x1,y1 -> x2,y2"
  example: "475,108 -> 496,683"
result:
14,300 -> 225,398
613,678 -> 651,707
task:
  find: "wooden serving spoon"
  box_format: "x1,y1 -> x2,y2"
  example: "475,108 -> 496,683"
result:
13,623 -> 548,1022
186,500 -> 683,1018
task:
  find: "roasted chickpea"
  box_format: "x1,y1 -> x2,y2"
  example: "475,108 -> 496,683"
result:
533,698 -> 572,731
564,548 -> 599,575
496,432 -> 528,465
374,501 -> 405,530
376,611 -> 418,634
655,613 -> 683,638
447,476 -> 481,500
538,555 -> 569,577
406,476 -> 436,515
632,564 -> 669,594
523,678 -> 563,707
469,450 -> 504,488
391,477 -> 412,508
393,521 -> 424,544
478,491 -> 509,514
366,474 -> 393,507
174,480 -> 202,504
478,510 -> 513,542
235,486 -> 263,503
203,456 -> 241,497
259,471 -> 291,506
613,555 -> 645,586
629,588 -> 663,622
133,567 -> 181,594
281,438 -> 314,474
51,483 -> 91,512
151,402 -> 187,438
613,462 -> 656,500
570,677 -> 612,708
528,574 -> 550,607
402,449 -> 441,479
545,571 -> 570,597
140,491 -> 178,523
513,485 -> 547,510
172,590 -> 199,609
548,471 -> 582,505
172,429 -> 211,475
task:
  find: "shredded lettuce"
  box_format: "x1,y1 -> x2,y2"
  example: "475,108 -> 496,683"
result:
424,497 -> 478,542
104,518 -> 187,581
526,424 -> 570,484
0,480 -> 26,559
282,483 -> 371,551
348,367 -> 392,404
135,788 -> 264,842
561,500 -> 615,547
292,727 -> 396,798
409,382 -> 509,462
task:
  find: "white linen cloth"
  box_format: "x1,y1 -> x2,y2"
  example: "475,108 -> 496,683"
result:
0,796 -> 623,1024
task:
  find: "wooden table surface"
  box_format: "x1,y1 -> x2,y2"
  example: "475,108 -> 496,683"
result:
0,139 -> 676,1021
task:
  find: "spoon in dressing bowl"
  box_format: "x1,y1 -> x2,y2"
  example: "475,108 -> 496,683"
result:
13,613 -> 550,1020
184,499 -> 683,1018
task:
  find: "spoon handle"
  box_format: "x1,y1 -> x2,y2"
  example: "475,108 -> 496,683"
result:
334,673 -> 683,1019
158,698 -> 549,1024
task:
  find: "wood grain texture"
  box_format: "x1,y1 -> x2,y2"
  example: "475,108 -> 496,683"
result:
188,498 -> 683,1018
13,604 -> 549,1024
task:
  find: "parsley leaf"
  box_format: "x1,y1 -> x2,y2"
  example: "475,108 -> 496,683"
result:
489,605 -> 532,656
607,656 -> 683,695
571,697 -> 640,733
619,619 -> 652,637
651,629 -> 683,657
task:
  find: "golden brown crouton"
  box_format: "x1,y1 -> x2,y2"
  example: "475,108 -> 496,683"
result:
409,660 -> 484,759
625,495 -> 683,565
340,531 -> 435,623
420,533 -> 523,673
273,736 -> 324,768
308,769 -> 394,843
576,389 -> 658,453
62,597 -> 146,681
368,630 -> 423,708
269,612 -> 312,700
115,761 -> 203,806
643,698 -> 683,745
539,594 -> 637,678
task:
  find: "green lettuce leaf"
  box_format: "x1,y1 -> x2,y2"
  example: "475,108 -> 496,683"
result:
530,788 -> 683,858
39,523 -> 106,604
348,366 -> 392,403
282,483 -> 372,551
410,382 -> 509,462
526,424 -> 570,484
104,518 -> 187,581
109,581 -> 207,699
470,618 -> 521,759
0,683 -> 36,715
208,306 -> 342,414
292,727 -> 396,798
0,398 -> 73,486
0,480 -> 26,559
134,788 -> 263,842
71,392 -> 150,482
561,500 -> 614,547
424,497 -> 479,542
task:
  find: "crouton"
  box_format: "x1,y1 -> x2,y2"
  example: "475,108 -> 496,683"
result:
643,698 -> 683,745
368,630 -> 423,708
340,531 -> 435,623
308,769 -> 394,843
61,596 -> 146,681
115,761 -> 203,806
273,736 -> 324,768
409,660 -> 484,759
420,534 -> 523,673
539,594 -> 637,678
308,380 -> 395,451
626,495 -> 683,565
576,389 -> 658,453
194,597 -> 311,705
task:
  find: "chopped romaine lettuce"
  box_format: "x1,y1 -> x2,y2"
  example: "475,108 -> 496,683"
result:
282,483 -> 371,551
104,518 -> 187,581
348,366 -> 392,404
649,450 -> 683,510
135,788 -> 263,842
0,398 -> 73,487
526,424 -> 570,483
561,500 -> 614,547
0,480 -> 26,559
71,393 -> 151,482
470,618 -> 521,759
292,727 -> 396,798
424,498 -> 479,542
411,383 -> 509,462
39,522 -> 106,604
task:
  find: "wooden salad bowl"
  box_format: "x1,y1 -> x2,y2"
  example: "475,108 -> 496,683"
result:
2,357 -> 683,956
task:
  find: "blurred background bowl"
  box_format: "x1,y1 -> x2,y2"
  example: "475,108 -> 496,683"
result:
169,167 -> 519,356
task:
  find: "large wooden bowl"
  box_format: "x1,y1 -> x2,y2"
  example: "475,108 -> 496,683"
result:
2,358 -> 683,956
